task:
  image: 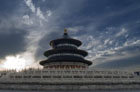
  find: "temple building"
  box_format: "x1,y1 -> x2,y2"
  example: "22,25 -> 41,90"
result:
40,29 -> 92,69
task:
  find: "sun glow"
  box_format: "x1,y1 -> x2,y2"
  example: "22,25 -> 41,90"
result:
2,55 -> 27,71
1,52 -> 37,71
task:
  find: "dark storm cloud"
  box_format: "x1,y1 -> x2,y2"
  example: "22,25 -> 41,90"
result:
0,29 -> 27,58
0,17 -> 28,59
0,0 -> 28,60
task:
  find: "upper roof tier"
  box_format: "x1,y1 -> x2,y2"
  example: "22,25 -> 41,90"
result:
50,29 -> 82,47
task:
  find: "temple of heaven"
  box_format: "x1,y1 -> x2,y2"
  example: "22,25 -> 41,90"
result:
0,29 -> 139,91
40,29 -> 92,69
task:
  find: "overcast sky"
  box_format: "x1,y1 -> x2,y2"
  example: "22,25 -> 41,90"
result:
0,0 -> 140,70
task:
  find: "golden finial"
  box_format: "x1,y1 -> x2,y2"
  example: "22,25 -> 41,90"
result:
64,28 -> 67,33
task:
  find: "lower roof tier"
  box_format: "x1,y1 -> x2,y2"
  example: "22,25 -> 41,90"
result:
44,48 -> 88,57
40,59 -> 92,66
